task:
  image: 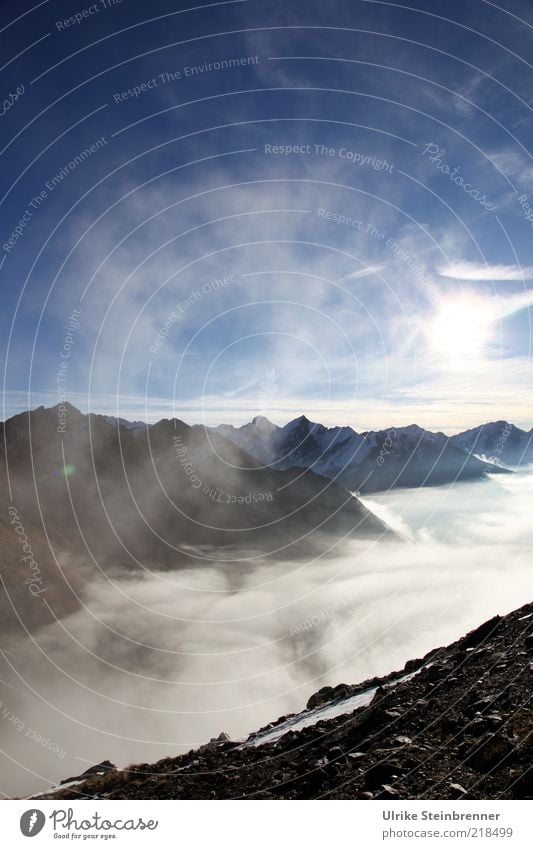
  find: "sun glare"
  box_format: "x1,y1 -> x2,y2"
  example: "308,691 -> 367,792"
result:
429,299 -> 493,358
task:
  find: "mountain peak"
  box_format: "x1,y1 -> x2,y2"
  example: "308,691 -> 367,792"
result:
284,414 -> 315,430
50,401 -> 81,415
251,415 -> 276,429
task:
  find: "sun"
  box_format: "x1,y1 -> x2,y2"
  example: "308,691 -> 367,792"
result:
429,298 -> 493,358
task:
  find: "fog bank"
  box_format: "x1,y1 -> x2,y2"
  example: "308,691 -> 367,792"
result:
2,471 -> 533,797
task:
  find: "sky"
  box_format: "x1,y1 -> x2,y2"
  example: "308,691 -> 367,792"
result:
1,0 -> 533,432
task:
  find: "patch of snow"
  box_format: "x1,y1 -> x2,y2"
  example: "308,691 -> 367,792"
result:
245,667 -> 426,748
245,688 -> 378,747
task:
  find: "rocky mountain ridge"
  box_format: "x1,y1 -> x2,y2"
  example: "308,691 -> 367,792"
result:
212,416 -> 524,493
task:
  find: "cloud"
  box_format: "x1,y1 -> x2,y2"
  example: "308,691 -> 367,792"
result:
489,147 -> 533,193
3,470 -> 533,797
338,264 -> 386,282
387,354 -> 533,431
437,261 -> 533,281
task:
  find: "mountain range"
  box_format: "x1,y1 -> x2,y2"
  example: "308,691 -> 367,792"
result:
212,416 -> 531,493
2,405 -> 530,633
0,404 -> 387,635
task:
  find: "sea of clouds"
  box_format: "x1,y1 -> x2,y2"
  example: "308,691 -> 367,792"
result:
2,470 -> 533,797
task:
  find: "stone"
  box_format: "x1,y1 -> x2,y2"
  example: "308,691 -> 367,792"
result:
510,766 -> 533,798
329,746 -> 344,759
215,732 -> 230,742
458,615 -> 502,650
464,733 -> 515,771
449,782 -> 467,798
306,683 -> 352,710
469,717 -> 491,736
364,761 -> 403,789
378,784 -> 400,798
466,696 -> 497,716
306,687 -> 334,710
440,716 -> 461,734
348,752 -> 367,761
403,657 -> 424,674
60,760 -> 115,785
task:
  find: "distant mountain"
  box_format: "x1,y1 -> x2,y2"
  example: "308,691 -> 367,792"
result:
0,405 -> 389,634
449,421 -> 533,467
212,416 -> 512,494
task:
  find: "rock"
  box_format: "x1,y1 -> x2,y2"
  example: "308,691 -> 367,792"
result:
458,615 -> 502,650
403,657 -> 424,674
329,746 -> 344,759
424,662 -> 455,682
214,731 -> 230,742
466,696 -> 497,716
524,635 -> 533,653
198,731 -> 232,753
449,782 -> 467,798
369,686 -> 387,705
344,705 -> 388,738
359,791 -> 374,799
440,716 -> 461,734
469,717 -> 492,736
60,759 -> 115,785
509,706 -> 533,744
307,685 -> 351,710
347,752 -> 367,762
422,647 -> 444,663
464,733 -> 515,771
510,766 -> 533,798
364,761 -> 404,789
378,784 -> 400,798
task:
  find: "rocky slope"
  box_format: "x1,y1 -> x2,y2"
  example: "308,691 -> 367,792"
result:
0,405 -> 388,554
32,600 -> 533,800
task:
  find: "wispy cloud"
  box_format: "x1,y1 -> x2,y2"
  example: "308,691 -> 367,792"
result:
338,264 -> 386,282
437,261 -> 533,281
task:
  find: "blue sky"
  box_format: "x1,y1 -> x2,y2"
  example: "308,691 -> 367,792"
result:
2,0 -> 533,431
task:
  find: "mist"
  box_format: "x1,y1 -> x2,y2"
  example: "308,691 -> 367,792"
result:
2,470 -> 533,798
